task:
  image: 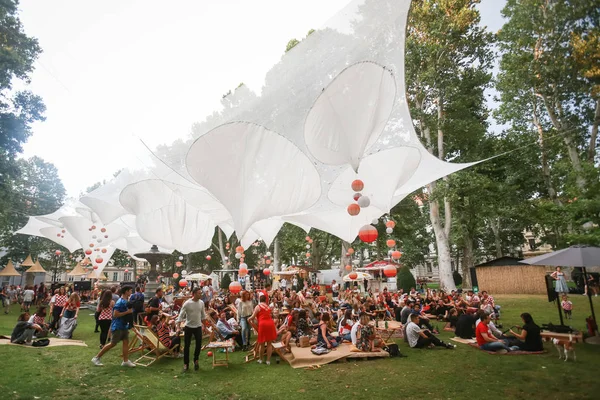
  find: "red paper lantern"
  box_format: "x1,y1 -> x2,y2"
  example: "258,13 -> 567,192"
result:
179,279 -> 188,287
345,264 -> 352,271
95,257 -> 103,264
348,248 -> 355,254
386,220 -> 396,229
85,249 -> 92,255
101,249 -> 107,253
101,228 -> 106,233
239,266 -> 248,276
305,236 -> 311,241
55,250 -> 62,256
93,265 -> 98,270
349,271 -> 358,280
89,243 -> 94,248
386,239 -> 396,248
306,252 -> 311,258
353,193 -> 362,201
358,225 -> 378,243
347,203 -> 361,216
176,261 -> 182,267
206,255 -> 211,261
56,233 -> 61,237
91,225 -> 96,230
229,281 -> 242,294
351,179 -> 364,192
124,269 -> 129,273
266,259 -> 271,265
391,250 -> 402,260
263,268 -> 271,276
308,239 -> 313,244
173,273 -> 179,279
383,265 -> 397,277
235,245 -> 245,254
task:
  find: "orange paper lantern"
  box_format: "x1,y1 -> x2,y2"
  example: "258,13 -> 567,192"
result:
351,179 -> 364,192
385,220 -> 396,229
349,271 -> 358,280
55,250 -> 61,256
179,279 -> 188,287
239,266 -> 248,276
266,259 -> 271,265
347,203 -> 361,216
229,281 -> 242,294
345,264 -> 352,271
206,255 -> 211,261
358,225 -> 378,243
176,261 -> 182,267
306,252 -> 311,258
101,248 -> 107,253
173,273 -> 179,279
348,248 -> 355,254
305,236 -> 311,241
386,239 -> 396,248
391,250 -> 402,260
235,246 -> 245,254
263,268 -> 271,276
383,265 -> 397,277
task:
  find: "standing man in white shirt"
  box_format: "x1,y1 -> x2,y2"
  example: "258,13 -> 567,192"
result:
177,287 -> 207,372
292,276 -> 298,291
22,286 -> 35,312
280,278 -> 288,290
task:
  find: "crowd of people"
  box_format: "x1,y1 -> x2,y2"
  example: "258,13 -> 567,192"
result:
2,276 -> 550,367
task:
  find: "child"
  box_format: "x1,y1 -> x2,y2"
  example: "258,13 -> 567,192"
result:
561,295 -> 573,320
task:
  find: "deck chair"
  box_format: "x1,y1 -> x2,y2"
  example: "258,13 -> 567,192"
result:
133,324 -> 177,367
201,317 -> 226,350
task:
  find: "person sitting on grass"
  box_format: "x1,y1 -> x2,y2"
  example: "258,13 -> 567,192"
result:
508,312 -> 544,352
91,286 -> 136,367
476,313 -> 514,353
405,314 -> 455,349
11,312 -> 44,344
28,306 -> 50,337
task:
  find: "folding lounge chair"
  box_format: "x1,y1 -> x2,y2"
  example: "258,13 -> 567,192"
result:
133,324 -> 177,367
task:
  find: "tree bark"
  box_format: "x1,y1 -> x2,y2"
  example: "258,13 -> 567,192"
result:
340,241 -> 350,278
273,237 -> 281,272
217,227 -> 228,268
461,238 -> 473,289
489,218 -> 503,258
532,99 -> 560,204
588,98 -> 599,162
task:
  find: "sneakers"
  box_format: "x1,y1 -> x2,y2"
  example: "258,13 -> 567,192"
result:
497,349 -> 508,354
445,343 -> 456,349
91,357 -> 103,366
265,361 -> 271,365
257,359 -> 263,364
121,360 -> 136,368
509,346 -> 520,351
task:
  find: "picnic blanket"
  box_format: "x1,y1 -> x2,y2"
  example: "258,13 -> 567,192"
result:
280,343 -> 388,369
467,342 -> 546,355
0,336 -> 87,348
451,337 -> 477,345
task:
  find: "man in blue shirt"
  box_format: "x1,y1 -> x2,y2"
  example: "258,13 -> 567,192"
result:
92,286 -> 136,367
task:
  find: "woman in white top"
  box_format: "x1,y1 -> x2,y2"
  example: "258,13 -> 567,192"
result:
237,290 -> 254,351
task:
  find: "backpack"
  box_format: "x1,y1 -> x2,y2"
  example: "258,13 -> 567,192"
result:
32,339 -> 50,347
383,343 -> 403,357
132,293 -> 144,313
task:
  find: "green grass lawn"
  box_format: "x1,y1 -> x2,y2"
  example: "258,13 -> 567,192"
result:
1,295 -> 599,400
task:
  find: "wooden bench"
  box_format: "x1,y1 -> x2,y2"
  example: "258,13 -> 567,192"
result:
540,330 -> 583,343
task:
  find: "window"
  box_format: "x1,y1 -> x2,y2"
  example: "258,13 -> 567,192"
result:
113,272 -> 119,282
528,238 -> 536,251
124,272 -> 131,281
426,262 -> 432,273
451,261 -> 455,272
68,275 -> 74,282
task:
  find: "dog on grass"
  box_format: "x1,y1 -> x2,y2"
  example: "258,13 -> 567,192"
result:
552,337 -> 576,362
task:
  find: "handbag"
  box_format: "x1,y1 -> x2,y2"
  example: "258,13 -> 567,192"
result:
32,339 -> 50,347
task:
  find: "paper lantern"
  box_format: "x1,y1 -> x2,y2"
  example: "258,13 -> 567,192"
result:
386,227 -> 393,234
95,257 -> 103,264
358,225 -> 378,243
173,273 -> 179,279
101,248 -> 107,253
345,264 -> 352,271
348,248 -> 355,254
181,270 -> 188,275
357,195 -> 370,208
93,265 -> 98,270
386,220 -> 396,229
101,228 -> 106,233
391,250 -> 402,260
351,179 -> 364,192
349,271 -> 358,280
85,249 -> 92,255
179,279 -> 188,287
176,261 -> 182,267
225,243 -> 230,249
263,268 -> 271,276
305,236 -> 311,241
266,251 -> 272,257
306,244 -> 311,249
347,203 -> 361,216
92,235 -> 97,239
206,255 -> 211,261
235,246 -> 245,254
266,259 -> 271,265
239,266 -> 248,276
179,256 -> 184,260
104,235 -> 108,238
383,265 -> 397,277
61,229 -> 65,233
386,239 -> 396,248
56,233 -> 61,237
235,253 -> 242,259
89,243 -> 95,248
124,269 -> 129,273
353,193 -> 362,201
308,239 -> 313,244
306,252 -> 311,258
371,218 -> 379,225
229,281 -> 242,294
91,225 -> 96,230
55,250 -> 62,256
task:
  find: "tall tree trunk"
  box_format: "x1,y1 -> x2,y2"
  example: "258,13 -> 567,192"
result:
217,227 -> 228,268
532,99 -> 560,204
588,98 -> 600,162
428,187 -> 456,291
273,237 -> 281,272
340,241 -> 350,278
489,218 -> 503,258
461,238 -> 473,289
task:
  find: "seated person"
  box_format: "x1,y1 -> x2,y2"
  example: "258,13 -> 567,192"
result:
150,315 -> 181,356
508,312 -> 543,352
11,313 -> 43,344
28,306 -> 50,337
356,313 -> 384,352
338,309 -> 354,342
317,312 -> 338,349
443,308 -> 459,332
476,313 -> 514,353
412,304 -> 437,333
405,314 -> 455,349
215,311 -> 244,348
455,312 -> 478,339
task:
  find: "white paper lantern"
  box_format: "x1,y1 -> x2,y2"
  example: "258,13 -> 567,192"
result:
179,256 -> 184,260
306,244 -> 310,249
266,251 -> 272,257
235,253 -> 242,259
224,256 -> 229,261
239,263 -> 248,269
181,270 -> 188,275
386,227 -> 393,234
357,195 -> 371,208
371,218 -> 379,225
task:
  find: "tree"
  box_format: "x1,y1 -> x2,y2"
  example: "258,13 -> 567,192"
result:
405,0 -> 494,290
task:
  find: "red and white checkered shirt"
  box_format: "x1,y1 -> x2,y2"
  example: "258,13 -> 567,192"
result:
561,300 -> 572,311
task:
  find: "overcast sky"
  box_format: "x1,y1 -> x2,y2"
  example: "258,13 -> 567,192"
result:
19,0 -> 506,197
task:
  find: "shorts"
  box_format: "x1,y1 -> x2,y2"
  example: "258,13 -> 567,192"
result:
110,329 -> 129,344
23,301 -> 32,308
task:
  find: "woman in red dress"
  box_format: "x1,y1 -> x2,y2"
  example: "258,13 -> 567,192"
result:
250,293 -> 277,365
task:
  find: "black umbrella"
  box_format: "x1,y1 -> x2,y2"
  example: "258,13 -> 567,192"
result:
521,245 -> 599,343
